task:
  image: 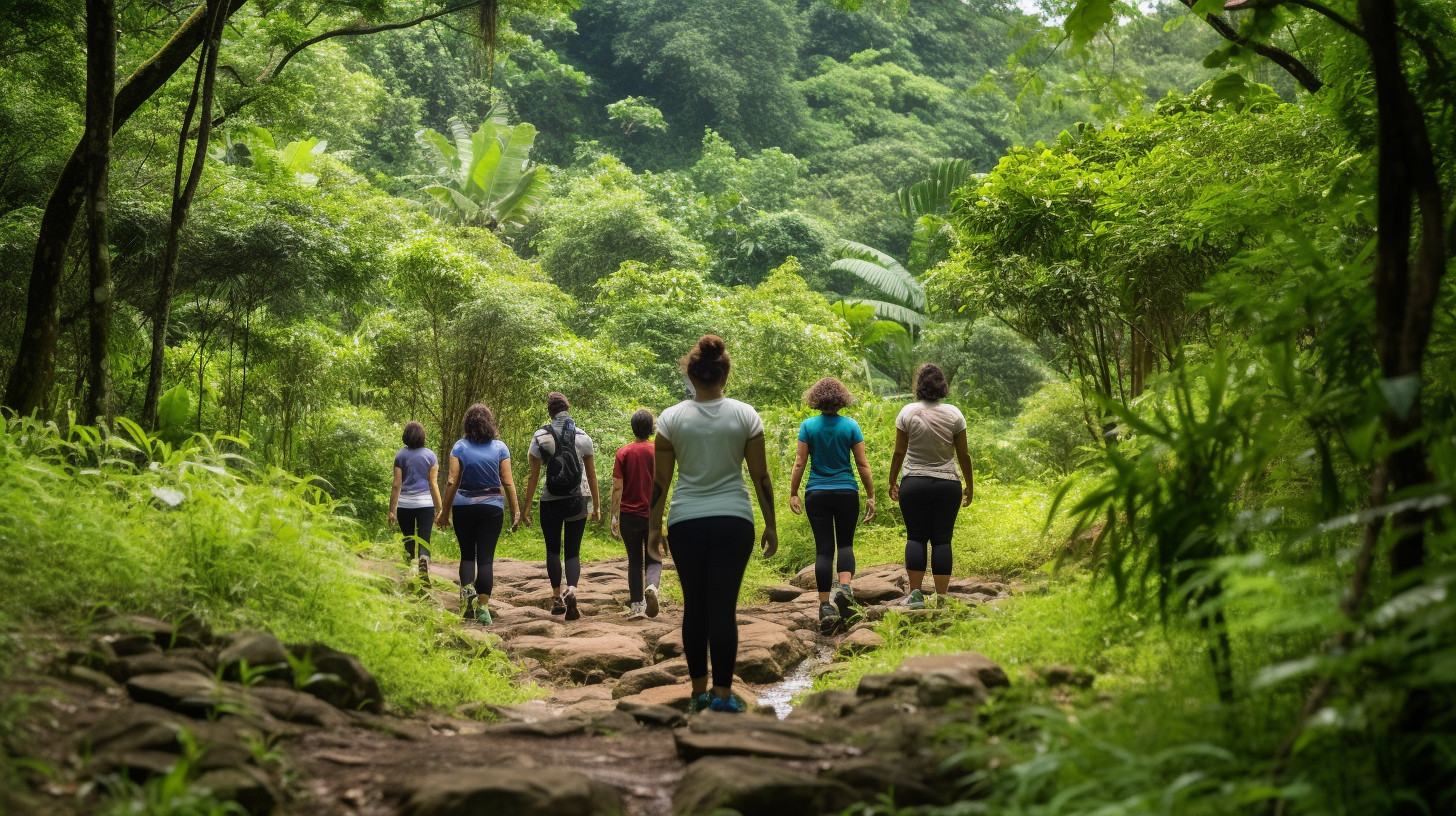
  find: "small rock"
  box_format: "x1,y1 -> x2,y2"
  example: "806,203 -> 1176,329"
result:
842,578 -> 902,604
401,767 -> 622,816
791,689 -> 857,718
612,666 -> 678,699
194,765 -> 280,816
289,643 -> 383,713
765,584 -> 806,602
589,708 -> 640,735
219,632 -> 291,682
104,653 -> 212,683
617,701 -> 686,728
125,672 -> 251,717
63,664 -> 120,692
249,686 -> 348,728
839,629 -> 885,654
787,564 -> 817,589
672,756 -> 857,816
483,716 -> 593,738
897,653 -> 1009,690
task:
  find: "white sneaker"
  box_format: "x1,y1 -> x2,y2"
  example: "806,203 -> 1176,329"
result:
644,584 -> 659,618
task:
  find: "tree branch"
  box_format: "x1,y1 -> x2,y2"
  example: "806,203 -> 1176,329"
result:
1223,0 -> 1365,39
1178,0 -> 1324,93
262,0 -> 484,82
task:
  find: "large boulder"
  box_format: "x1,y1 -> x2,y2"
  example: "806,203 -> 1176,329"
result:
400,767 -> 622,816
672,757 -> 857,816
288,643 -> 383,713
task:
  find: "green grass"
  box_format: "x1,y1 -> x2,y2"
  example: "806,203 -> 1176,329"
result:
0,417 -> 530,713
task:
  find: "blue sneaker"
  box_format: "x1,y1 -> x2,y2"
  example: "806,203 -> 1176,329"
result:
687,692 -> 713,714
709,693 -> 747,713
906,588 -> 926,610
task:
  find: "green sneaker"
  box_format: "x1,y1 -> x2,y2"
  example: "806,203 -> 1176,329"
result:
906,588 -> 926,610
687,692 -> 713,714
833,585 -> 861,624
476,602 -> 491,625
460,586 -> 478,620
818,601 -> 842,635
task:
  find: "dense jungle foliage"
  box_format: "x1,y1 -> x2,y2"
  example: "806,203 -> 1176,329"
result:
2,0 -> 1454,813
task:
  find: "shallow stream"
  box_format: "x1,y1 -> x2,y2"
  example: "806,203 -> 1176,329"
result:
756,644 -> 836,719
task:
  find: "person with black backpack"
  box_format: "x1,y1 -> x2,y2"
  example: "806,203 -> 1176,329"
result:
522,392 -> 600,620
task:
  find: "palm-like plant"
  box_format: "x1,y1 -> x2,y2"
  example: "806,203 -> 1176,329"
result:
832,300 -> 914,390
830,240 -> 927,331
898,158 -> 977,273
211,126 -> 328,186
415,112 -> 548,234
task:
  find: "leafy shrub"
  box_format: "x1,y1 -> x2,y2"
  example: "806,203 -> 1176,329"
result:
297,404 -> 399,525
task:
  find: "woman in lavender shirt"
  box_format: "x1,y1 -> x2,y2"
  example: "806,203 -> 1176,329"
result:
389,421 -> 442,582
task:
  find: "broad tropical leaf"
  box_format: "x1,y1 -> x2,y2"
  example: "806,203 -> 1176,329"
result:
847,298 -> 927,328
897,159 -> 977,219
483,123 -> 539,205
491,166 -> 549,230
831,240 -> 926,309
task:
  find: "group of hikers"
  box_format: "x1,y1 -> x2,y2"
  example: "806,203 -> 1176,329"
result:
387,334 -> 974,714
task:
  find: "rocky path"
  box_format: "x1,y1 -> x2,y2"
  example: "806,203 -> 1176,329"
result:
25,559 -> 1021,816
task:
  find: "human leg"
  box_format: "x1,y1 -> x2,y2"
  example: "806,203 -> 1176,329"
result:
805,491 -> 838,601
540,500 -> 564,590
668,520 -> 712,695
901,477 -> 939,601
621,513 -> 647,605
704,518 -> 755,694
927,479 -> 961,595
453,505 -> 482,618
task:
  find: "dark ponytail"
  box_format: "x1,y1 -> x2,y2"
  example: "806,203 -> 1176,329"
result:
681,334 -> 731,386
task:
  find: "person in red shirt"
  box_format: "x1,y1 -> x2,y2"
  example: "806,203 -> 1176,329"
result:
611,408 -> 661,619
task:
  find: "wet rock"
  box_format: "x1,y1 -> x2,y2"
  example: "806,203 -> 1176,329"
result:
733,617 -> 813,683
289,643 -> 383,713
612,665 -> 678,699
672,757 -> 857,816
765,584 -> 806,602
674,729 -> 822,761
219,632 -> 291,682
401,767 -> 623,816
125,672 -> 252,717
510,634 -> 649,681
195,765 -> 280,815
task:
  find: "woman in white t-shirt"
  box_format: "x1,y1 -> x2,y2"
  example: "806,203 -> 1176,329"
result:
887,363 -> 974,610
648,335 -> 777,714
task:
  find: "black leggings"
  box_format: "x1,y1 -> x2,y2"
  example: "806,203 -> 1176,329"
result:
540,498 -> 586,589
620,513 -> 663,604
900,476 -> 960,576
398,506 -> 433,560
670,516 -> 754,689
805,490 -> 858,593
453,504 -> 503,595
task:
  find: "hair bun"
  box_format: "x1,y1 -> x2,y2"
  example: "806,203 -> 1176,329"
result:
697,334 -> 725,360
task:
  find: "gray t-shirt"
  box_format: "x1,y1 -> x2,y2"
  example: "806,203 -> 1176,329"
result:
528,414 -> 595,503
896,400 -> 967,481
657,396 -> 764,525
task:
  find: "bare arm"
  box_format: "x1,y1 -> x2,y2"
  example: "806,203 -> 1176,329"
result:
428,464 -> 443,511
501,458 -> 522,532
609,475 -> 624,540
788,440 -> 808,515
389,467 -> 402,526
887,429 -> 909,502
744,433 -> 777,558
436,457 -> 461,528
954,429 -> 974,507
852,441 -> 876,522
523,455 -> 540,526
647,436 -> 677,558
584,454 -> 601,523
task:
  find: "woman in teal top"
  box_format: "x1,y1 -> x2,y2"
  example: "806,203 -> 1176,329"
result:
789,377 -> 875,634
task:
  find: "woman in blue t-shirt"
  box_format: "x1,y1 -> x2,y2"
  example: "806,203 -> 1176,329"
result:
389,421 -> 442,583
436,403 -> 521,624
788,377 -> 876,634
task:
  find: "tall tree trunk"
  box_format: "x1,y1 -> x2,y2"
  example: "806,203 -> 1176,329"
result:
141,0 -> 228,428
82,0 -> 118,426
3,0 -> 249,417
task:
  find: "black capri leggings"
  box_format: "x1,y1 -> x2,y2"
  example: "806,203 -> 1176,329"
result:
900,476 -> 961,576
453,504 -> 504,595
397,506 -> 433,560
540,498 -> 586,589
805,490 -> 858,593
669,516 -> 754,689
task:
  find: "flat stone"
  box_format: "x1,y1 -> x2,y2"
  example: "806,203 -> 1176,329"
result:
194,765 -> 280,816
617,702 -> 686,729
401,767 -> 622,816
839,628 -> 885,654
674,729 -> 822,761
765,584 -> 806,602
105,653 -> 212,683
553,684 -> 614,704
613,666 -> 679,699
249,686 -> 349,728
842,577 -> 902,604
63,664 -> 120,691
896,652 -> 1009,690
219,632 -> 291,681
493,620 -> 566,639
672,756 -> 857,816
823,758 -> 941,806
125,672 -> 251,717
102,633 -> 162,657
510,635 -> 649,680
614,683 -> 694,711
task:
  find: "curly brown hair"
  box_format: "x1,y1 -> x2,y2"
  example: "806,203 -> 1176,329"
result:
462,403 -> 497,444
680,334 -> 730,386
914,363 -> 950,401
803,377 -> 854,413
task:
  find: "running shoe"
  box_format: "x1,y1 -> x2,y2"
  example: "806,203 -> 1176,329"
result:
687,692 -> 713,714
625,601 -> 646,620
460,586 -> 478,620
832,584 -> 861,624
551,594 -> 567,616
644,584 -> 660,618
563,586 -> 581,621
476,602 -> 492,626
819,601 -> 842,635
418,555 -> 431,587
709,693 -> 748,713
906,588 -> 926,610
